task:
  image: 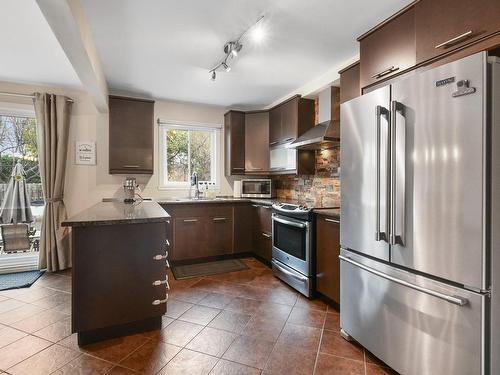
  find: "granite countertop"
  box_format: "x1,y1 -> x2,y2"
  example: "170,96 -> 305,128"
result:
62,201 -> 170,227
156,197 -> 275,206
313,208 -> 341,220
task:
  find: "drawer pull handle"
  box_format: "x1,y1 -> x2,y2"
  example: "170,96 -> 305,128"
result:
213,217 -> 227,222
122,165 -> 140,168
262,232 -> 271,238
261,205 -> 271,209
152,295 -> 168,305
339,255 -> 468,306
325,218 -> 340,224
371,66 -> 399,79
165,259 -> 170,268
153,253 -> 168,260
165,239 -> 170,246
183,219 -> 198,223
233,167 -> 245,170
252,204 -> 261,208
435,30 -> 473,49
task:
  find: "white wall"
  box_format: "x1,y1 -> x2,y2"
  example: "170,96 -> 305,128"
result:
0,81 -> 237,217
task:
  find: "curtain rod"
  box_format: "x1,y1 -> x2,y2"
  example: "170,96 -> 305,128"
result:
0,91 -> 74,103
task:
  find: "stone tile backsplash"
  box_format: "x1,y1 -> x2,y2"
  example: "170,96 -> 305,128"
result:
273,147 -> 341,207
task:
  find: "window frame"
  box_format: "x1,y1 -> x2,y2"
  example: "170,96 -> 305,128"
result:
158,120 -> 221,190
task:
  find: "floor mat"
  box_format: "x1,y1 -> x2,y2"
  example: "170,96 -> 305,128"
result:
0,270 -> 44,291
172,259 -> 249,280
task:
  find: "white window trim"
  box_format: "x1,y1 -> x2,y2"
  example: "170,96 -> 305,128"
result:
158,120 -> 222,190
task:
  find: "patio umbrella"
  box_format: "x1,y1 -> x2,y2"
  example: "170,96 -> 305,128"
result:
0,162 -> 33,224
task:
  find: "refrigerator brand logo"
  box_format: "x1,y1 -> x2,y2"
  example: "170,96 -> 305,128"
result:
436,77 -> 455,87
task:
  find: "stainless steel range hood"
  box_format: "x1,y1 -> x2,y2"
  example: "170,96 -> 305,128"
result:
289,119 -> 340,149
290,86 -> 340,149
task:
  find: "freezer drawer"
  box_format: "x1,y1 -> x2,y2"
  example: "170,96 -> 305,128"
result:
340,249 -> 486,375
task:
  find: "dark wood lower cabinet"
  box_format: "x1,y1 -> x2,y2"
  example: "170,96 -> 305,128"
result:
173,217 -> 208,260
71,221 -> 169,345
163,204 -> 234,262
252,204 -> 272,264
316,214 -> 340,305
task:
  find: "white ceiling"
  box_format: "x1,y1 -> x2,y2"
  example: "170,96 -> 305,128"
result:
81,0 -> 412,108
0,0 -> 82,89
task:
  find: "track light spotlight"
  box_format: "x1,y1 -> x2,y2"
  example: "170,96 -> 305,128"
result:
209,15 -> 264,80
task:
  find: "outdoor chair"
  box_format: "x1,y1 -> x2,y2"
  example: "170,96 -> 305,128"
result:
0,223 -> 34,254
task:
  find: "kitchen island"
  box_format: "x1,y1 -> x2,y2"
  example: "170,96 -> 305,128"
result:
62,201 -> 170,346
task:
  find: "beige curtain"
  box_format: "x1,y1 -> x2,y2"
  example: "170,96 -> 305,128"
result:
33,93 -> 72,272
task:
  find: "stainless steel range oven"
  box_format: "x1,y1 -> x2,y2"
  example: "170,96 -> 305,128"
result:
271,203 -> 314,297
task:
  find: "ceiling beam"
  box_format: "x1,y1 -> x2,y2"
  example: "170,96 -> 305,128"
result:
36,0 -> 108,112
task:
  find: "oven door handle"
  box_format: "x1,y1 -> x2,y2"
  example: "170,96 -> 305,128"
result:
272,216 -> 307,229
272,260 -> 308,282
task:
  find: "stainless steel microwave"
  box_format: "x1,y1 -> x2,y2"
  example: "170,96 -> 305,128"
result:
241,179 -> 274,198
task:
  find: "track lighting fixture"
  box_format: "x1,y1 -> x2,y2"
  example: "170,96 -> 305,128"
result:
209,15 -> 265,81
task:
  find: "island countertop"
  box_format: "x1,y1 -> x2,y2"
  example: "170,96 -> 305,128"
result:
62,201 -> 170,227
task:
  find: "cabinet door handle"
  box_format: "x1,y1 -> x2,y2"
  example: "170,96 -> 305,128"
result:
152,295 -> 168,305
165,259 -> 170,268
183,219 -> 198,223
233,167 -> 245,171
251,204 -> 261,208
213,217 -> 227,222
166,220 -> 170,225
247,168 -> 263,170
165,239 -> 170,246
122,165 -> 140,168
325,218 -> 340,224
262,232 -> 271,238
435,30 -> 473,49
153,253 -> 168,260
261,206 -> 271,209
153,279 -> 170,290
371,66 -> 399,79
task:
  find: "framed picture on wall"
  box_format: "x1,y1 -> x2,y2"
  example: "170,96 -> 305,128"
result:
75,141 -> 96,165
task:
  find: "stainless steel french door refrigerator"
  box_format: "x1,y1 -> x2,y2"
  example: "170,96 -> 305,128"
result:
340,52 -> 500,375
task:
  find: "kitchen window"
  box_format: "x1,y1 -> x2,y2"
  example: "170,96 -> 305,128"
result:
158,121 -> 221,189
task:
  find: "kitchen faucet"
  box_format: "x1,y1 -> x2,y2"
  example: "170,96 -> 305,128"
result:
190,171 -> 200,199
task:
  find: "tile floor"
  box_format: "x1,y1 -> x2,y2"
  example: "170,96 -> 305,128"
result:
0,258 -> 398,374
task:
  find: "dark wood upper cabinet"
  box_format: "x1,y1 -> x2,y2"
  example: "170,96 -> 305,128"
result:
415,0 -> 500,64
280,98 -> 299,142
109,96 -> 154,174
269,106 -> 282,145
245,112 -> 270,173
359,6 -> 416,89
316,214 -> 340,304
269,96 -> 315,145
224,111 -> 245,176
339,61 -> 361,104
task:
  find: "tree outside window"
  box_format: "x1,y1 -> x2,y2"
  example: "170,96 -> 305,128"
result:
159,123 -> 219,188
0,115 -> 42,202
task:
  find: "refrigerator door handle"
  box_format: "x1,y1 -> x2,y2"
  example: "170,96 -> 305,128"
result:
339,255 -> 469,306
390,100 -> 406,246
375,105 -> 389,242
